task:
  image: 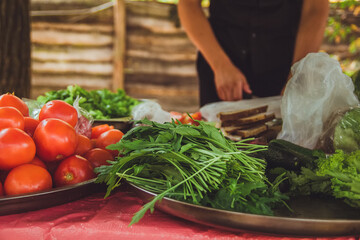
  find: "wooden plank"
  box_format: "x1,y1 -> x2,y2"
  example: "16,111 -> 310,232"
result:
31,22 -> 113,33
31,10 -> 113,24
127,15 -> 182,34
126,73 -> 198,86
31,0 -> 109,6
126,58 -> 196,76
32,74 -> 111,89
127,33 -> 195,52
126,1 -> 173,18
32,61 -> 113,75
125,83 -> 198,97
32,47 -> 195,65
31,29 -> 113,46
112,0 -> 126,90
127,49 -> 196,62
32,47 -> 113,62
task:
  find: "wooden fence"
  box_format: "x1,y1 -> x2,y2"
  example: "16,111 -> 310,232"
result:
30,0 -> 359,113
30,0 -> 199,112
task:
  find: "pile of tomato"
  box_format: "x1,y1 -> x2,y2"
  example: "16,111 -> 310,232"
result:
0,93 -> 124,197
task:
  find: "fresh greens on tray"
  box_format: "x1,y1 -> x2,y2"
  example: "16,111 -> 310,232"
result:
37,85 -> 140,119
265,139 -> 360,209
96,119 -> 288,225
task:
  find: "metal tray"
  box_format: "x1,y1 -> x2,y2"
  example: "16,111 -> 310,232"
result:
0,179 -> 104,216
129,183 -> 360,237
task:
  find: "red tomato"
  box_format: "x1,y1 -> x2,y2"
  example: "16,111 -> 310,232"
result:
54,155 -> 95,187
96,129 -> 124,157
90,138 -> 97,148
84,148 -> 113,168
0,93 -> 29,117
39,100 -> 78,127
0,181 -> 3,196
24,117 -> 40,137
4,164 -> 52,196
181,112 -> 202,125
30,156 -> 47,169
75,134 -> 93,156
0,128 -> 36,170
91,124 -> 114,139
191,112 -> 202,121
0,107 -> 25,130
33,118 -> 78,162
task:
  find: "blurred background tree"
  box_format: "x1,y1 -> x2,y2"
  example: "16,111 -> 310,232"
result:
0,0 -> 31,98
325,0 -> 360,76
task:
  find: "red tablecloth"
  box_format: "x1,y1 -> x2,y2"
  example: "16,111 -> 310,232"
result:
0,186 -> 357,240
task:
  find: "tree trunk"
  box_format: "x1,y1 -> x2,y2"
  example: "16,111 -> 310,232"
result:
0,0 -> 31,98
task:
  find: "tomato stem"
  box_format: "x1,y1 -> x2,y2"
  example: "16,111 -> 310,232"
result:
64,172 -> 74,182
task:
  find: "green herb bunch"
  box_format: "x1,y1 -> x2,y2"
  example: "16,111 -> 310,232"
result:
96,119 -> 287,225
37,85 -> 140,119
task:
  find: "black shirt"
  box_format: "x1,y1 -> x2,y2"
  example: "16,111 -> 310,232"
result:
197,0 -> 303,106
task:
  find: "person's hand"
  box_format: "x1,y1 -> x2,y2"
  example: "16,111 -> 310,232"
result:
213,63 -> 252,101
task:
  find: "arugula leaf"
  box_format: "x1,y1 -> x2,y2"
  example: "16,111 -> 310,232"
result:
96,119 -> 287,224
198,120 -> 226,145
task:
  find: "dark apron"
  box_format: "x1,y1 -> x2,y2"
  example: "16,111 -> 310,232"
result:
197,0 -> 303,106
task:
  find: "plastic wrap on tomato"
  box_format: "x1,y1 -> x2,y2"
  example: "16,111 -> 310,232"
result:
180,112 -> 202,125
24,97 -> 94,139
73,97 -> 94,139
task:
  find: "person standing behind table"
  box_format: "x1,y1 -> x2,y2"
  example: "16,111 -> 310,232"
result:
177,0 -> 329,106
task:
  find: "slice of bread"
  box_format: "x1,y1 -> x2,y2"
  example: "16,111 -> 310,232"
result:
217,105 -> 268,121
221,113 -> 275,127
236,124 -> 268,138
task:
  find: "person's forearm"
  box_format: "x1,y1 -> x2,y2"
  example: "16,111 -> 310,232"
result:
177,0 -> 232,72
292,0 -> 329,64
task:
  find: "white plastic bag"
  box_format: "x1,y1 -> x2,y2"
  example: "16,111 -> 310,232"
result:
277,52 -> 359,149
131,100 -> 171,123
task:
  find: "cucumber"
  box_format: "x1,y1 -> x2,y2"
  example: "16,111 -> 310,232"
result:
264,139 -> 317,170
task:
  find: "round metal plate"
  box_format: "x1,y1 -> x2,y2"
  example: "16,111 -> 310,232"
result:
0,179 -> 104,215
129,183 -> 360,237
